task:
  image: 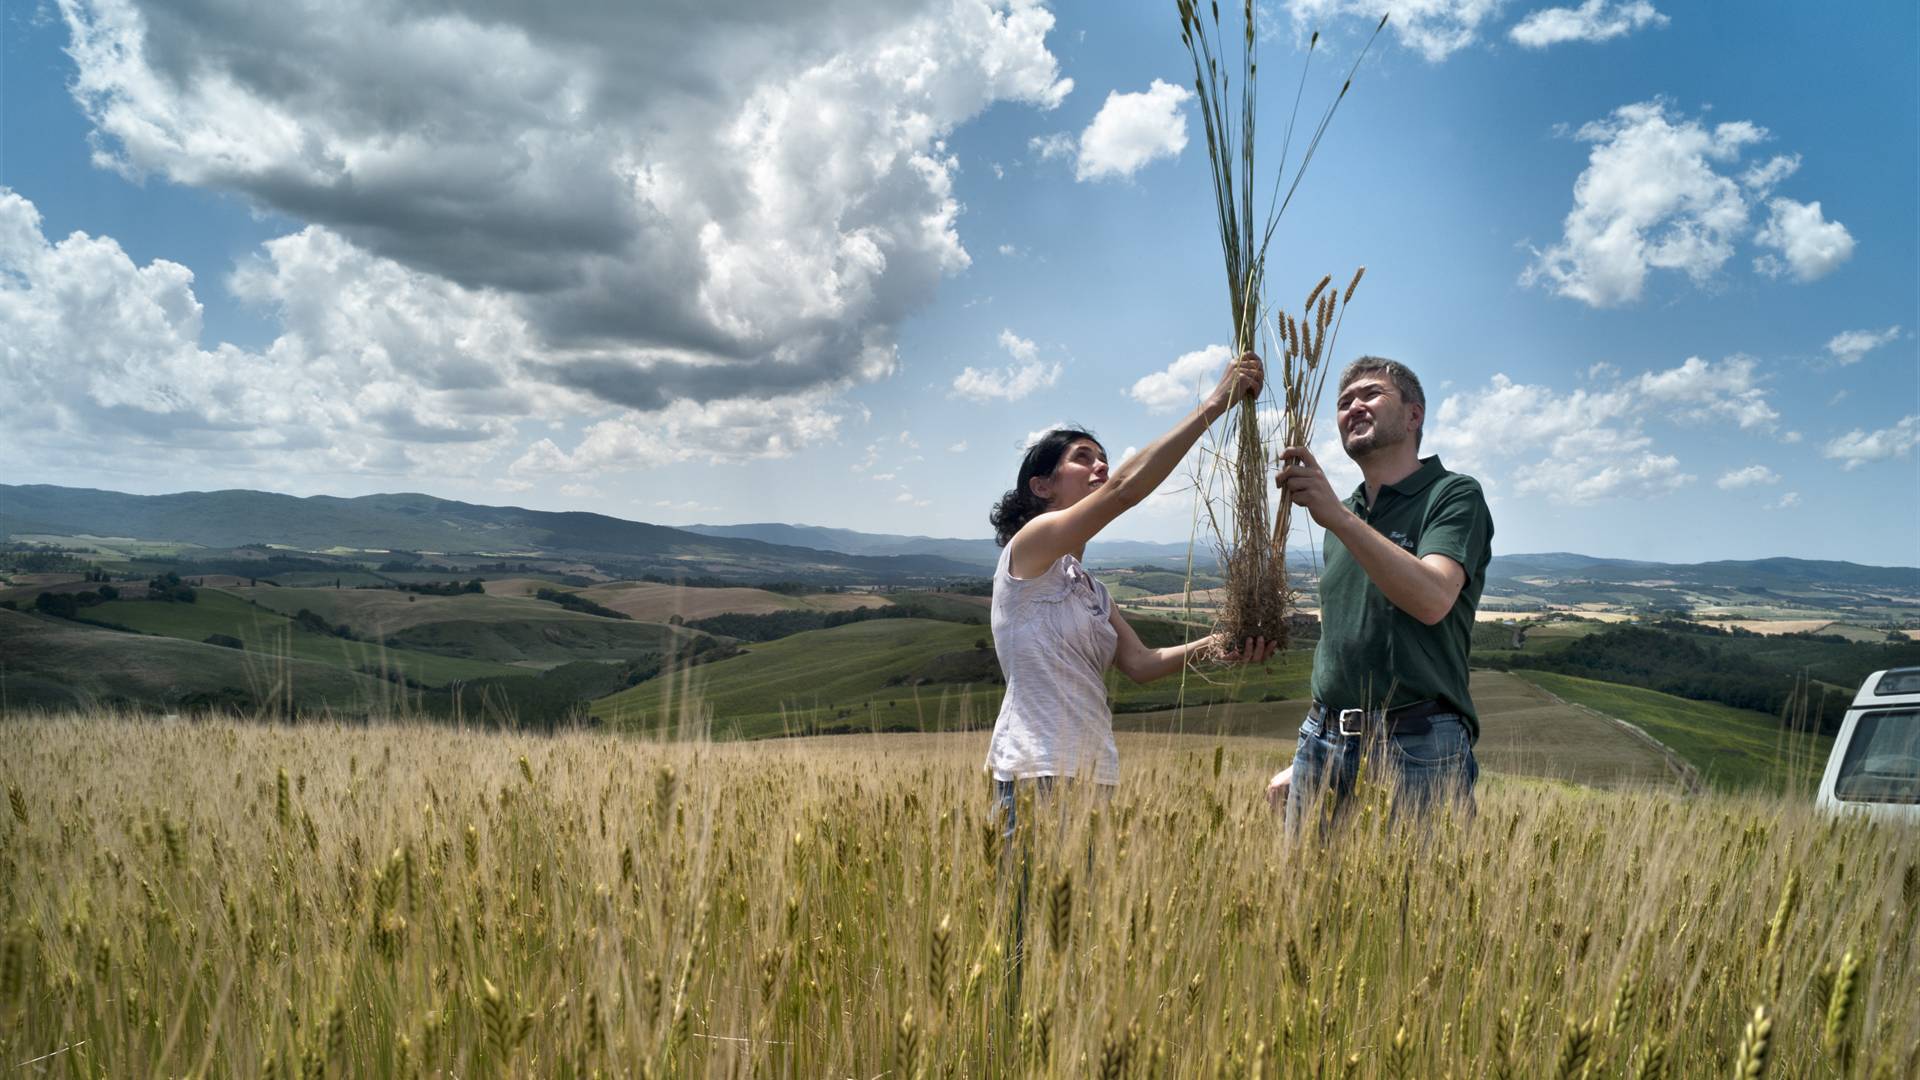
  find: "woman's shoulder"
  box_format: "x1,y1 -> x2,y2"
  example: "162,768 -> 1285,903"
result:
994,545 -> 1070,599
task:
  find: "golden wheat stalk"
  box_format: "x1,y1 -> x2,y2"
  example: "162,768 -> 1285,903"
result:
1175,0 -> 1383,652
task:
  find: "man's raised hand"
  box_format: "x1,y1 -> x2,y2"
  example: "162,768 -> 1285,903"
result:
1277,446 -> 1347,528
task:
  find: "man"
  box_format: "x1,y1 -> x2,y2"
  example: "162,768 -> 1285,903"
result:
1266,356 -> 1493,826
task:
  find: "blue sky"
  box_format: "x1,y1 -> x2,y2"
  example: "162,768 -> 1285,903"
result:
2,0 -> 1915,565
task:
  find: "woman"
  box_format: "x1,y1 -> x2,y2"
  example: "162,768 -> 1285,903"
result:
985,350 -> 1275,809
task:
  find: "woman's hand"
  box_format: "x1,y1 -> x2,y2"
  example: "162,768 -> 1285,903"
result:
1203,351 -> 1265,422
1265,766 -> 1292,812
1213,634 -> 1277,665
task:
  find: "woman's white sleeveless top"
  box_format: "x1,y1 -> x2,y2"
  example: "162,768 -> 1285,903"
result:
985,544 -> 1120,784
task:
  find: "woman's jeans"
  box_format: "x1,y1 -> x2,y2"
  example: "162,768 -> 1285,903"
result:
1284,712 -> 1478,833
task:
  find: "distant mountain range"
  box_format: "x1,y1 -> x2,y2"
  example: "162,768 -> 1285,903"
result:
4,484 -> 1916,605
0,484 -> 983,583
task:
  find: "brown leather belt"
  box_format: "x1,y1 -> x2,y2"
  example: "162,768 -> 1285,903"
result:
1306,699 -> 1449,739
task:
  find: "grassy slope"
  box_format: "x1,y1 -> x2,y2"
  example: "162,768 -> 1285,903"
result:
230,586 -> 689,665
590,619 -> 993,736
589,617 -> 1313,739
0,609 -> 393,711
1507,669 -> 1830,792
84,590 -> 521,685
573,581 -> 889,622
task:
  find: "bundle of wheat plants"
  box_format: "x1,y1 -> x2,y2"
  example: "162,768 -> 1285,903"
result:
1176,0 -> 1382,652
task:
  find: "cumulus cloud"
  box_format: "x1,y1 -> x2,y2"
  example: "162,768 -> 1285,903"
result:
1282,0 -> 1506,62
0,189 -> 546,478
1075,80 -> 1191,181
1523,101 -> 1848,306
508,393 -> 844,476
1509,1 -> 1667,48
951,329 -> 1059,401
1029,132 -> 1076,161
1716,465 -> 1779,490
1428,374 -> 1691,502
998,330 -> 1039,363
1426,355 -> 1786,503
1127,344 -> 1230,412
1825,325 -> 1903,366
43,0 -> 1073,471
1632,355 -> 1778,430
1766,491 -> 1801,511
1821,416 -> 1920,471
1753,198 -> 1855,281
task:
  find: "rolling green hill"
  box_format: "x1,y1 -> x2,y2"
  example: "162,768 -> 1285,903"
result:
1507,670 -> 1829,791
587,617 -> 1313,739
229,586 -> 693,665
590,619 -> 993,736
82,590 -> 521,685
0,608 -> 398,712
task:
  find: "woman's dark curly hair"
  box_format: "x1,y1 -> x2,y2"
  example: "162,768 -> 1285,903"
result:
989,428 -> 1103,547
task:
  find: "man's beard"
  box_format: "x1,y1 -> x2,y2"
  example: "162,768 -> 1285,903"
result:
1343,415 -> 1407,459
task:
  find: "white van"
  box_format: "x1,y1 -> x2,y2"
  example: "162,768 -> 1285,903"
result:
1815,667 -> 1920,822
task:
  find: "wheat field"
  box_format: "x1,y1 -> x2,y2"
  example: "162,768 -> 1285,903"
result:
2,715 -> 1915,1078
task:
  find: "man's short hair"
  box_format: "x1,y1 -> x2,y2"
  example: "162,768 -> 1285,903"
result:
1338,356 -> 1425,449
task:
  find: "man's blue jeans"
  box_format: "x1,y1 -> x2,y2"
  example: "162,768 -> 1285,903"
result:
1283,712 -> 1478,832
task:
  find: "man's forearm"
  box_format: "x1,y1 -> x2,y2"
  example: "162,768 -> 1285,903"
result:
1324,508 -> 1460,625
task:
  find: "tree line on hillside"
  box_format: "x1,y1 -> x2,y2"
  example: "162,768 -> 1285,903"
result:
535,588 -> 631,619
1481,624 -> 1894,734
686,602 -> 980,642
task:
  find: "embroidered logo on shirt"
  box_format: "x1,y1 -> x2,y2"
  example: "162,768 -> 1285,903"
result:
1386,530 -> 1415,551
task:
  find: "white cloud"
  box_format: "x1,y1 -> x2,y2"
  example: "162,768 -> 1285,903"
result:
0,190 -> 550,479
1523,101 -> 1847,307
1029,132 -> 1077,161
1826,325 -> 1903,366
48,0 -> 1073,439
952,362 -> 1060,402
653,499 -> 720,514
1716,465 -> 1779,490
507,392 -> 844,476
1022,421 -> 1074,448
1127,344 -> 1231,412
558,482 -> 601,498
998,329 -> 1039,363
1753,198 -> 1855,281
1766,491 -> 1801,511
1522,102 -> 1763,306
1822,416 -> 1920,471
1283,0 -> 1507,62
1428,373 -> 1693,502
1740,154 -> 1800,195
1509,1 -> 1667,48
1420,363 -> 1813,503
951,330 -> 1059,401
1075,80 -> 1191,182
1781,431 -> 1803,444
1632,355 -> 1778,430
947,440 -> 968,453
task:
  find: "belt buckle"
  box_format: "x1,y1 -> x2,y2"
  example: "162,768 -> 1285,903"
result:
1336,708 -> 1367,738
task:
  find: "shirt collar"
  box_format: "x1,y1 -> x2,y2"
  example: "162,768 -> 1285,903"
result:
1346,455 -> 1447,507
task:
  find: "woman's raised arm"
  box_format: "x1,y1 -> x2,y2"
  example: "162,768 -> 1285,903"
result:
1008,351 -> 1263,578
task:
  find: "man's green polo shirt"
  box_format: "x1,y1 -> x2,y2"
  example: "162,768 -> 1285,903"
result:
1309,455 -> 1494,738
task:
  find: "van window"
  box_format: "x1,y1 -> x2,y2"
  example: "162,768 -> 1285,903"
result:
1835,709 -> 1920,804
